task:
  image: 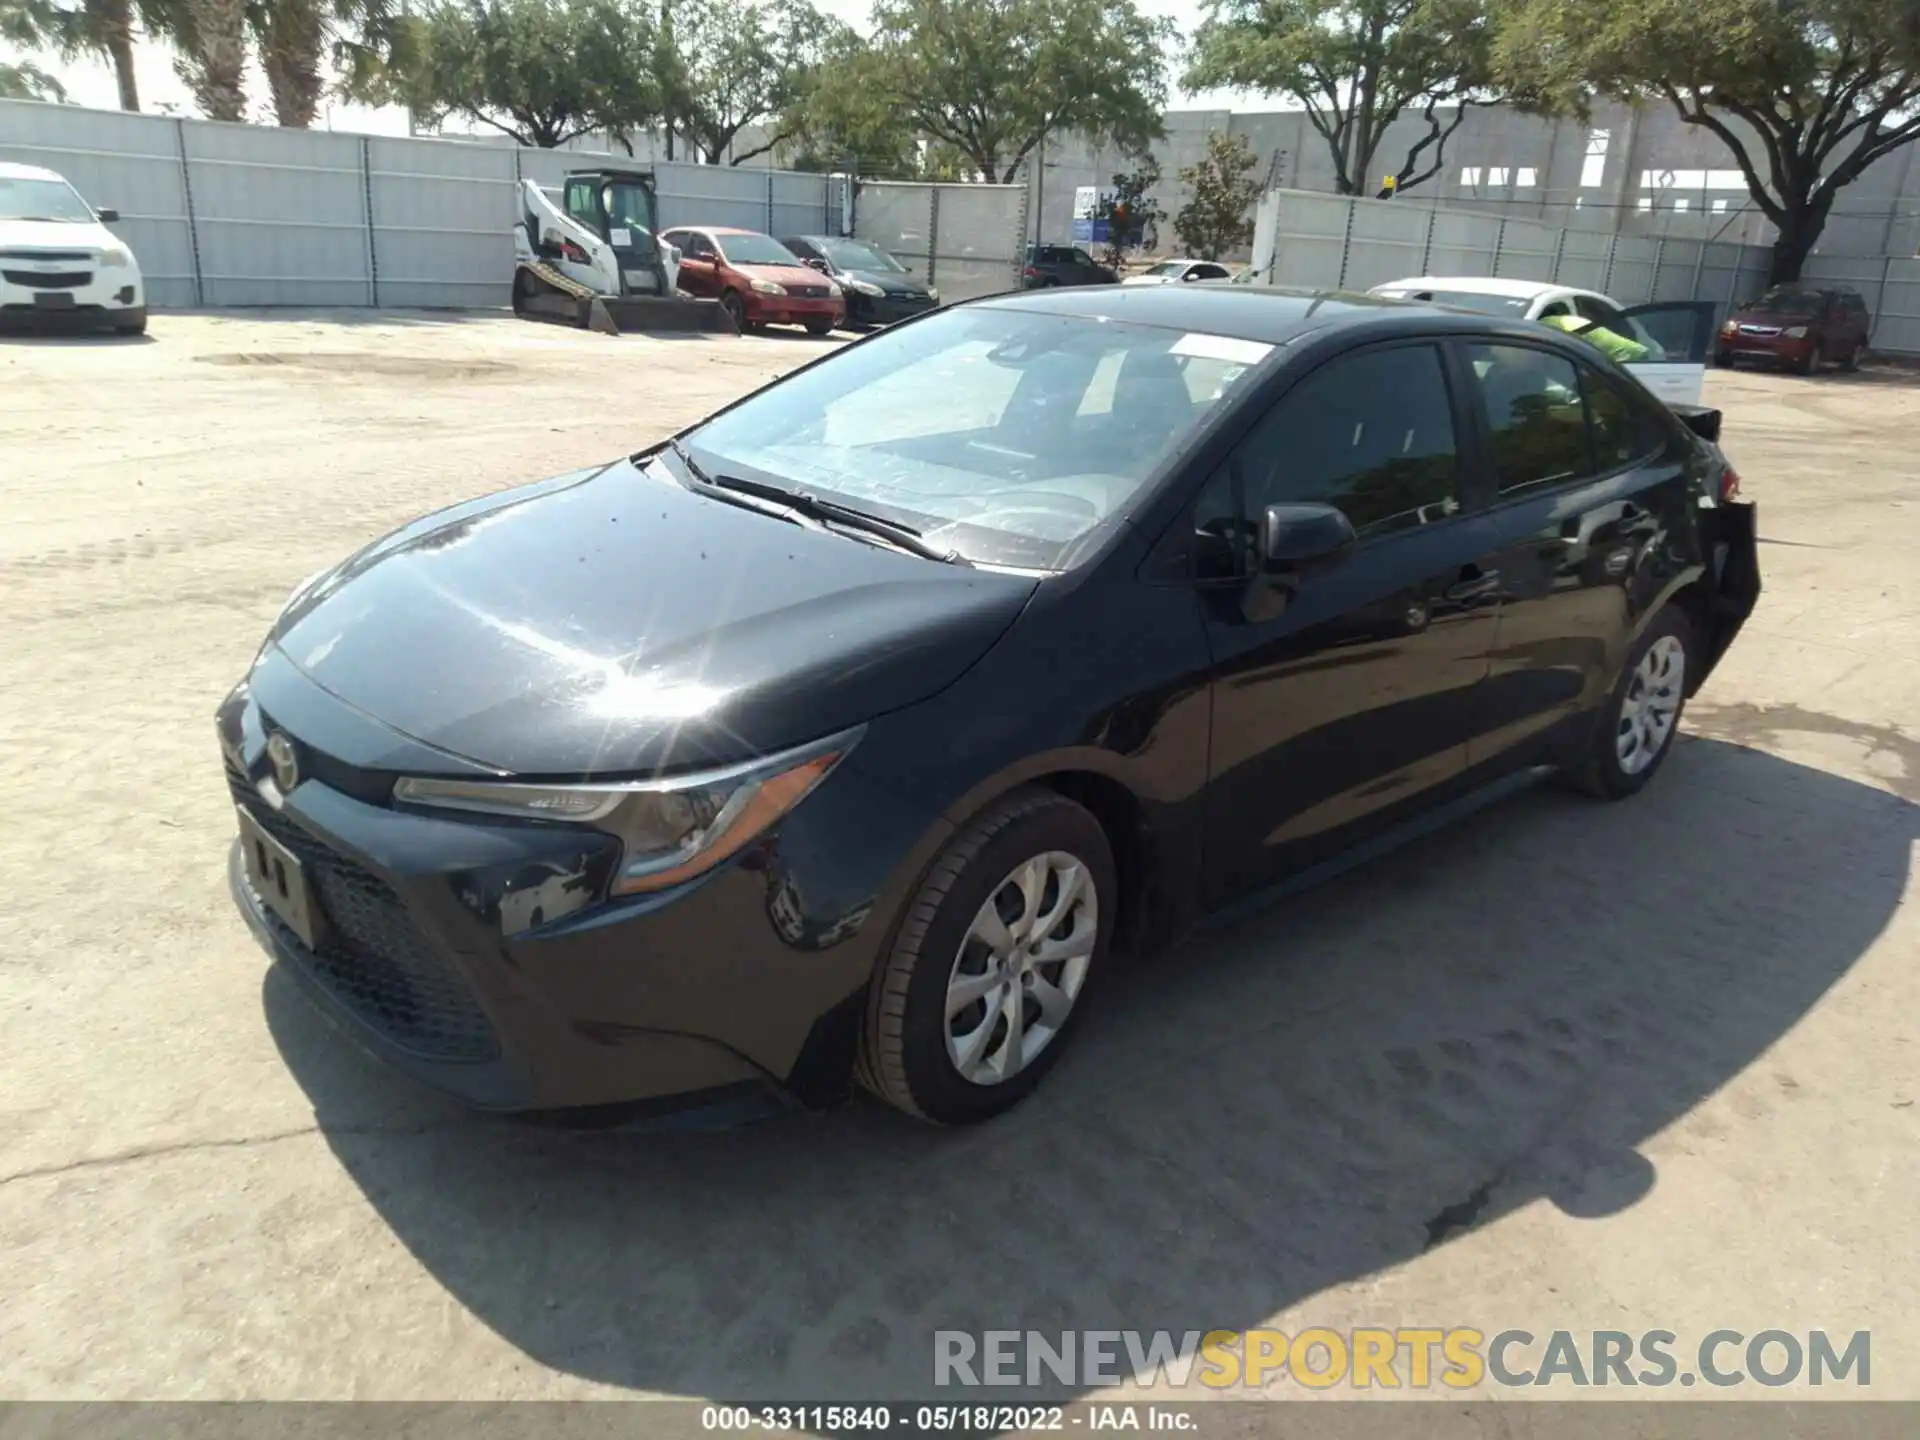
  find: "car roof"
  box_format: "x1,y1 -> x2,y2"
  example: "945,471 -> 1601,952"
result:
0,161 -> 67,183
704,227 -> 771,237
1372,275 -> 1557,299
975,282 -> 1513,346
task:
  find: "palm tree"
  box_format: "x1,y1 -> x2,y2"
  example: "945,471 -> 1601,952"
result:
1,0 -> 148,110
242,0 -> 400,127
171,0 -> 249,120
0,58 -> 70,99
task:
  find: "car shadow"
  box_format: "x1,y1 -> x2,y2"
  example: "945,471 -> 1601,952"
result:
0,328 -> 156,346
264,737 -> 1913,1401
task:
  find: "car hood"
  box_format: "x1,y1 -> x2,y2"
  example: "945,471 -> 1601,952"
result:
841,268 -> 929,296
734,262 -> 827,289
0,217 -> 115,254
269,458 -> 1038,777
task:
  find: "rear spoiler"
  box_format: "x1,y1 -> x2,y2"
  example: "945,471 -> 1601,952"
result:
1671,403 -> 1722,445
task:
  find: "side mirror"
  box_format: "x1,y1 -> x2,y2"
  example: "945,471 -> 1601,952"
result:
804,257 -> 828,271
96,208 -> 120,223
1261,502 -> 1355,574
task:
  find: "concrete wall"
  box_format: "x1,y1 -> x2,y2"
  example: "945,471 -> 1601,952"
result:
1031,100 -> 1920,265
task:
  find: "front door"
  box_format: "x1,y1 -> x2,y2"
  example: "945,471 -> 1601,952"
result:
1198,339 -> 1505,905
672,232 -> 720,296
1603,298 -> 1718,406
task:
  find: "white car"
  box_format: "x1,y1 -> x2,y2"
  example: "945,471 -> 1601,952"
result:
1122,258 -> 1237,287
0,162 -> 146,335
1368,276 -> 1716,407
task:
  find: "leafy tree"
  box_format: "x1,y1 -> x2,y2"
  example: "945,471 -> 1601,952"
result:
1093,160 -> 1164,265
1187,0 -> 1495,196
784,27 -> 921,175
1174,129 -> 1261,258
242,0 -> 403,128
1496,0 -> 1920,283
385,0 -> 667,147
174,0 -> 250,120
660,0 -> 838,164
0,0 -> 163,110
823,0 -> 1173,183
0,58 -> 68,99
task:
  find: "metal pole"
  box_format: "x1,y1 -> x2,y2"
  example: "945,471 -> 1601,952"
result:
1419,202 -> 1435,274
766,170 -> 775,233
1034,130 -> 1045,245
174,117 -> 203,308
927,184 -> 940,287
360,134 -> 379,308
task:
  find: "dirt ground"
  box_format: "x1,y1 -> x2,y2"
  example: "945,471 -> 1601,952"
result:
0,311 -> 1915,1403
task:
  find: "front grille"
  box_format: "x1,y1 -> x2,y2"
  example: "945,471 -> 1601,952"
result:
790,284 -> 829,298
0,248 -> 92,261
4,270 -> 91,289
1738,324 -> 1781,336
233,783 -> 498,1062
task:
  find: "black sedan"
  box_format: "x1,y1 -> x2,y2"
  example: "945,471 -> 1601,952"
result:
780,235 -> 937,327
221,286 -> 1759,1126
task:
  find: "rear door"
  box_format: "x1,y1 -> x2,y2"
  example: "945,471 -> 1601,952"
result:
1603,298 -> 1718,406
1459,338 -> 1699,768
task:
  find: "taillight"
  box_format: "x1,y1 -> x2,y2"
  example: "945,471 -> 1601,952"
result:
1022,265 -> 1039,279
1718,463 -> 1742,502
561,239 -> 590,264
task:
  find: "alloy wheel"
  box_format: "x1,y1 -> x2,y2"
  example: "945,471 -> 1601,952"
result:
944,851 -> 1097,1085
1616,635 -> 1686,775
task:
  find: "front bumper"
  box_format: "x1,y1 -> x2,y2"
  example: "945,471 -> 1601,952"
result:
0,268 -> 143,328
218,658 -> 929,1114
845,290 -> 936,326
1717,328 -> 1816,366
746,293 -> 843,327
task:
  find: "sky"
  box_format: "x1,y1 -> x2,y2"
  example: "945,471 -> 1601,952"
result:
18,0 -> 1254,134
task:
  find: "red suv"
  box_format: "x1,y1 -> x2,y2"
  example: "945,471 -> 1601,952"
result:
1716,284 -> 1870,373
662,227 -> 844,335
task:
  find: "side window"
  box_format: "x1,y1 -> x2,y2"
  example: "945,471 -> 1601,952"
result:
1195,264 -> 1229,281
1237,344 -> 1462,539
563,179 -> 598,229
684,233 -> 714,260
1574,295 -> 1623,328
1468,343 -> 1594,494
1580,366 -> 1670,472
1538,299 -> 1573,319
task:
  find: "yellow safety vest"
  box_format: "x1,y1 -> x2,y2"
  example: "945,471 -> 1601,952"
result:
1540,312 -> 1650,363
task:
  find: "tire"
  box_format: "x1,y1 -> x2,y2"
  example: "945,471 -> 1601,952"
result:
1713,350 -> 1732,368
1563,605 -> 1694,800
858,787 -> 1116,1125
804,317 -> 834,336
113,314 -> 146,336
718,289 -> 746,332
1794,344 -> 1819,375
1840,342 -> 1863,372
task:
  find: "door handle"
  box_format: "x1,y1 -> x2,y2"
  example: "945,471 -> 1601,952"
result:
1445,566 -> 1503,602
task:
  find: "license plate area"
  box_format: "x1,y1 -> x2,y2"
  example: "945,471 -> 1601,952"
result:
237,806 -> 322,950
33,292 -> 77,308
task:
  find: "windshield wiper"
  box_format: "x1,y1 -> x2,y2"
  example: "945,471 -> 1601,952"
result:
668,440 -> 968,566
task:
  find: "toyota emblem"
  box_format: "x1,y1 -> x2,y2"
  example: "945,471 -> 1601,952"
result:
266,732 -> 300,793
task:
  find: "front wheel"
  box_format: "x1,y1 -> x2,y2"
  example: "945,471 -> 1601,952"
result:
1564,605 -> 1693,800
113,314 -> 146,336
1713,349 -> 1733,368
1840,342 -> 1864,372
1794,344 -> 1820,375
859,788 -> 1115,1124
804,317 -> 834,336
718,289 -> 746,333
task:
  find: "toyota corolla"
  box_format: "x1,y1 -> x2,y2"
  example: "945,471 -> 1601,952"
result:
221,286 -> 1758,1126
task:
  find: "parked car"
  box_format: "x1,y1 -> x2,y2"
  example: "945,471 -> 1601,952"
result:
222,284 -> 1758,1126
779,235 -> 937,328
1715,283 -> 1870,373
1020,243 -> 1119,289
659,226 -> 843,334
1122,258 -> 1236,287
0,162 -> 145,335
1369,276 -> 1718,407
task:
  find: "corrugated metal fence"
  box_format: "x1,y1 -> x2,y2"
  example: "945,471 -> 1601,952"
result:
1253,187 -> 1920,356
0,99 -> 844,311
851,179 -> 1028,303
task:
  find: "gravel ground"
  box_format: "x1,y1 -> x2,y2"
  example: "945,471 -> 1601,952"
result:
0,311 -> 1914,1403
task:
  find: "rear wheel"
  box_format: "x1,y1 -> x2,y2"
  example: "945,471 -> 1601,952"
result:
1840,341 -> 1864,372
1564,605 -> 1693,800
719,288 -> 746,333
859,788 -> 1114,1125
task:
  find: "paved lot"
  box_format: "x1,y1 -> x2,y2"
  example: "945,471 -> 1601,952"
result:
0,312 -> 1915,1402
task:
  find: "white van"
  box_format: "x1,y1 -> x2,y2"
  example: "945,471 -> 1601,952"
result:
0,162 -> 146,334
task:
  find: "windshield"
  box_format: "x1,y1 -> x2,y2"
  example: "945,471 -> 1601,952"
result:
717,232 -> 803,266
0,176 -> 94,223
681,307 -> 1271,570
1747,287 -> 1825,316
1381,287 -> 1532,316
820,238 -> 906,273
601,182 -> 656,242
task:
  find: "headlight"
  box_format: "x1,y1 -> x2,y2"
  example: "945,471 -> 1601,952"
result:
99,244 -> 132,268
849,278 -> 885,296
393,729 -> 858,895
1721,320 -> 1738,334
751,278 -> 786,295
1784,325 -> 1808,338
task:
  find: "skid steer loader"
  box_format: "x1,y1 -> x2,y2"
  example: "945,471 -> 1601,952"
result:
511,168 -> 735,336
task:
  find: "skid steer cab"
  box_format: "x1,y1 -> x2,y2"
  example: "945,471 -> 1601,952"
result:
512,168 -> 735,336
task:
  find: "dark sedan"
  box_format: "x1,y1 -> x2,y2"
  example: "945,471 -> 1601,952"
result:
780,234 -> 937,327
221,286 -> 1759,1126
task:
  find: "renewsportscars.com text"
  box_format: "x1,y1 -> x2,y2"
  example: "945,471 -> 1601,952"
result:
933,1328 -> 1870,1390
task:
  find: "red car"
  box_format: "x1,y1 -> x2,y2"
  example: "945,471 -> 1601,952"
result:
1715,283 -> 1871,374
661,226 -> 843,335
